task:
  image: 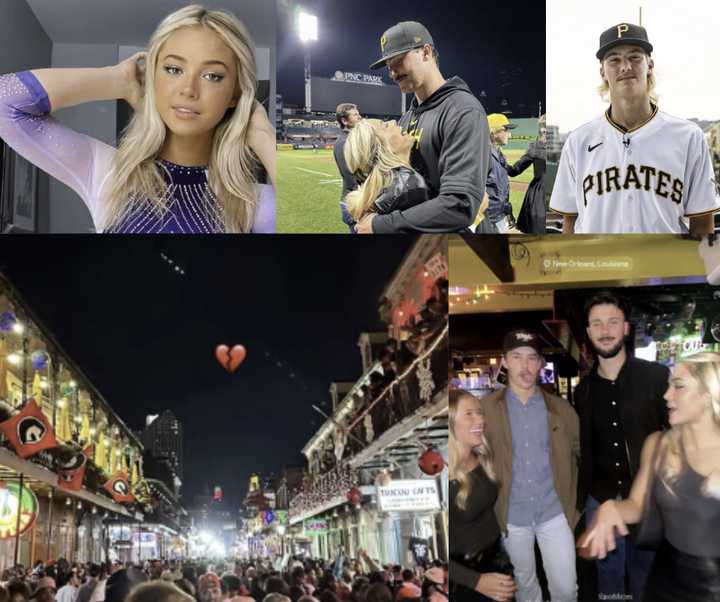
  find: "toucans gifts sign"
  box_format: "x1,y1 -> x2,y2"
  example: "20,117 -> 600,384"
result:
376,479 -> 440,512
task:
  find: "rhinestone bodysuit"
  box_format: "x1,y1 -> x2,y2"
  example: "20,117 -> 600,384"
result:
0,71 -> 274,233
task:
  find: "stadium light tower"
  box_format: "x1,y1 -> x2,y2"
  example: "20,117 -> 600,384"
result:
298,11 -> 318,112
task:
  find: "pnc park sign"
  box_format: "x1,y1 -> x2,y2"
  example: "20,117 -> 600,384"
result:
332,71 -> 384,86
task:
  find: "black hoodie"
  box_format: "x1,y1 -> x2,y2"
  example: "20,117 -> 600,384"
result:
371,76 -> 490,233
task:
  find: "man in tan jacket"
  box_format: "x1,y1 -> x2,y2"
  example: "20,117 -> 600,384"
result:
481,329 -> 580,602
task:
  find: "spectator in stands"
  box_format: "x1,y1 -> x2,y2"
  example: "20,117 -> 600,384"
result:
344,120 -> 428,230
333,103 -> 363,232
515,115 -> 547,234
485,113 -> 519,233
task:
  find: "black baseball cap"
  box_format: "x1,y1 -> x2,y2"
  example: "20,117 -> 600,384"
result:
503,330 -> 543,355
597,23 -> 653,60
369,21 -> 434,70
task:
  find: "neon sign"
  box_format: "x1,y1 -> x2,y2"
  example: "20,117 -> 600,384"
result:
0,480 -> 39,539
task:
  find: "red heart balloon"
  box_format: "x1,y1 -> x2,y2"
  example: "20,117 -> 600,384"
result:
215,344 -> 246,373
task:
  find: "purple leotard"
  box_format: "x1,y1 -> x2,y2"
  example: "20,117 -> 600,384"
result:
0,71 -> 275,233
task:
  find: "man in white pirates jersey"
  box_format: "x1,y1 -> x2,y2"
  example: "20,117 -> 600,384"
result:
550,23 -> 720,233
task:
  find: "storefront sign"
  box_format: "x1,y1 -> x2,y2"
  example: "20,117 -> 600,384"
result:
304,518 -> 328,535
132,532 -> 157,547
0,481 -> 39,538
656,334 -> 709,362
376,479 -> 440,512
424,254 -> 448,279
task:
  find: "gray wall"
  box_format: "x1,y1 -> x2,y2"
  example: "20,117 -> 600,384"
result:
0,0 -> 52,232
49,44 -> 119,233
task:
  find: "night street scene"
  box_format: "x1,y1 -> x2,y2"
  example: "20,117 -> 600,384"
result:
0,235 -> 449,602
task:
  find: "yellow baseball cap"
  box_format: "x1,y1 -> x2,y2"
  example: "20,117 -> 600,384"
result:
487,113 -> 517,130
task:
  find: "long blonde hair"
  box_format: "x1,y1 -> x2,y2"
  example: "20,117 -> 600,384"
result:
449,389 -> 495,511
658,352 -> 720,492
343,119 -> 410,221
105,5 -> 259,232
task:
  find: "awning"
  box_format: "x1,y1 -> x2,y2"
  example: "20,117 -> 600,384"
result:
0,447 -> 140,519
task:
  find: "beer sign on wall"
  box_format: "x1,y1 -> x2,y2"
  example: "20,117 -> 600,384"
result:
0,480 -> 39,538
376,479 -> 441,513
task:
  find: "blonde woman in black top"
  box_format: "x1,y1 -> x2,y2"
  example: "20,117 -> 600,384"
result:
449,390 -> 517,602
579,352 -> 720,601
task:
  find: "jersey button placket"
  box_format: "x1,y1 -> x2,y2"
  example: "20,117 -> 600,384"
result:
620,132 -> 632,231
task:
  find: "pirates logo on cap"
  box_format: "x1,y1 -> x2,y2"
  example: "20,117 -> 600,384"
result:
17,416 -> 47,445
380,35 -> 388,52
617,24 -> 629,38
516,332 -> 535,342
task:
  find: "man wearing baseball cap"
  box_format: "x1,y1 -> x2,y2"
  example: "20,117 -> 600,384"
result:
550,22 -> 719,234
355,21 -> 490,233
481,330 -> 580,602
486,113 -> 518,233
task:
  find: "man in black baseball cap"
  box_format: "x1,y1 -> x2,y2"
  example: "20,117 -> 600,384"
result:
354,21 -> 490,234
502,329 -> 544,356
596,23 -> 653,60
596,22 -> 655,113
369,21 -> 434,71
479,328 -> 580,602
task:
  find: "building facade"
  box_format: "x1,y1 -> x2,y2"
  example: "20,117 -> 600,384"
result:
288,237 -> 449,567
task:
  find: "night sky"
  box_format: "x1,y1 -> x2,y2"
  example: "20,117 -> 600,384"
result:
0,236 -> 415,508
277,0 -> 545,116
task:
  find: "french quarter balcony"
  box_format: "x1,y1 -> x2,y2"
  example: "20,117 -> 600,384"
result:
289,319 -> 448,523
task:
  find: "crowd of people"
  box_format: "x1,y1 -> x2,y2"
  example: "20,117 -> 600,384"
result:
0,554 -> 449,602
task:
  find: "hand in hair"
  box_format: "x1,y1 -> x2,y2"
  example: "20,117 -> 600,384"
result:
116,51 -> 146,113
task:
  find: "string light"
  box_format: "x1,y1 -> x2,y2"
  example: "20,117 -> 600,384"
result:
7,354 -> 20,366
12,323 -> 24,334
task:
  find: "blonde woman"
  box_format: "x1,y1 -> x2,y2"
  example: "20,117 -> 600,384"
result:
579,352 -> 720,601
449,389 -> 517,602
343,119 -> 428,233
0,5 -> 274,233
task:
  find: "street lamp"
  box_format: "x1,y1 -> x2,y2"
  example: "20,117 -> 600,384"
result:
298,11 -> 318,112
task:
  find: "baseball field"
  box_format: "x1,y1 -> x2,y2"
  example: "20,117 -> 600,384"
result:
276,146 -> 534,234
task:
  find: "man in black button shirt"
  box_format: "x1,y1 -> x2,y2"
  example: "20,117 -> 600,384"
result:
575,292 -> 669,601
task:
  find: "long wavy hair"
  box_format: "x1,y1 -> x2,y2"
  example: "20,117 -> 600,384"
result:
658,352 -> 720,497
343,119 -> 410,221
104,5 -> 259,232
449,389 -> 495,511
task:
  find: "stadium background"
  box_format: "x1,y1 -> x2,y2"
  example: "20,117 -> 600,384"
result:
277,110 -> 540,234
275,0 -> 545,233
